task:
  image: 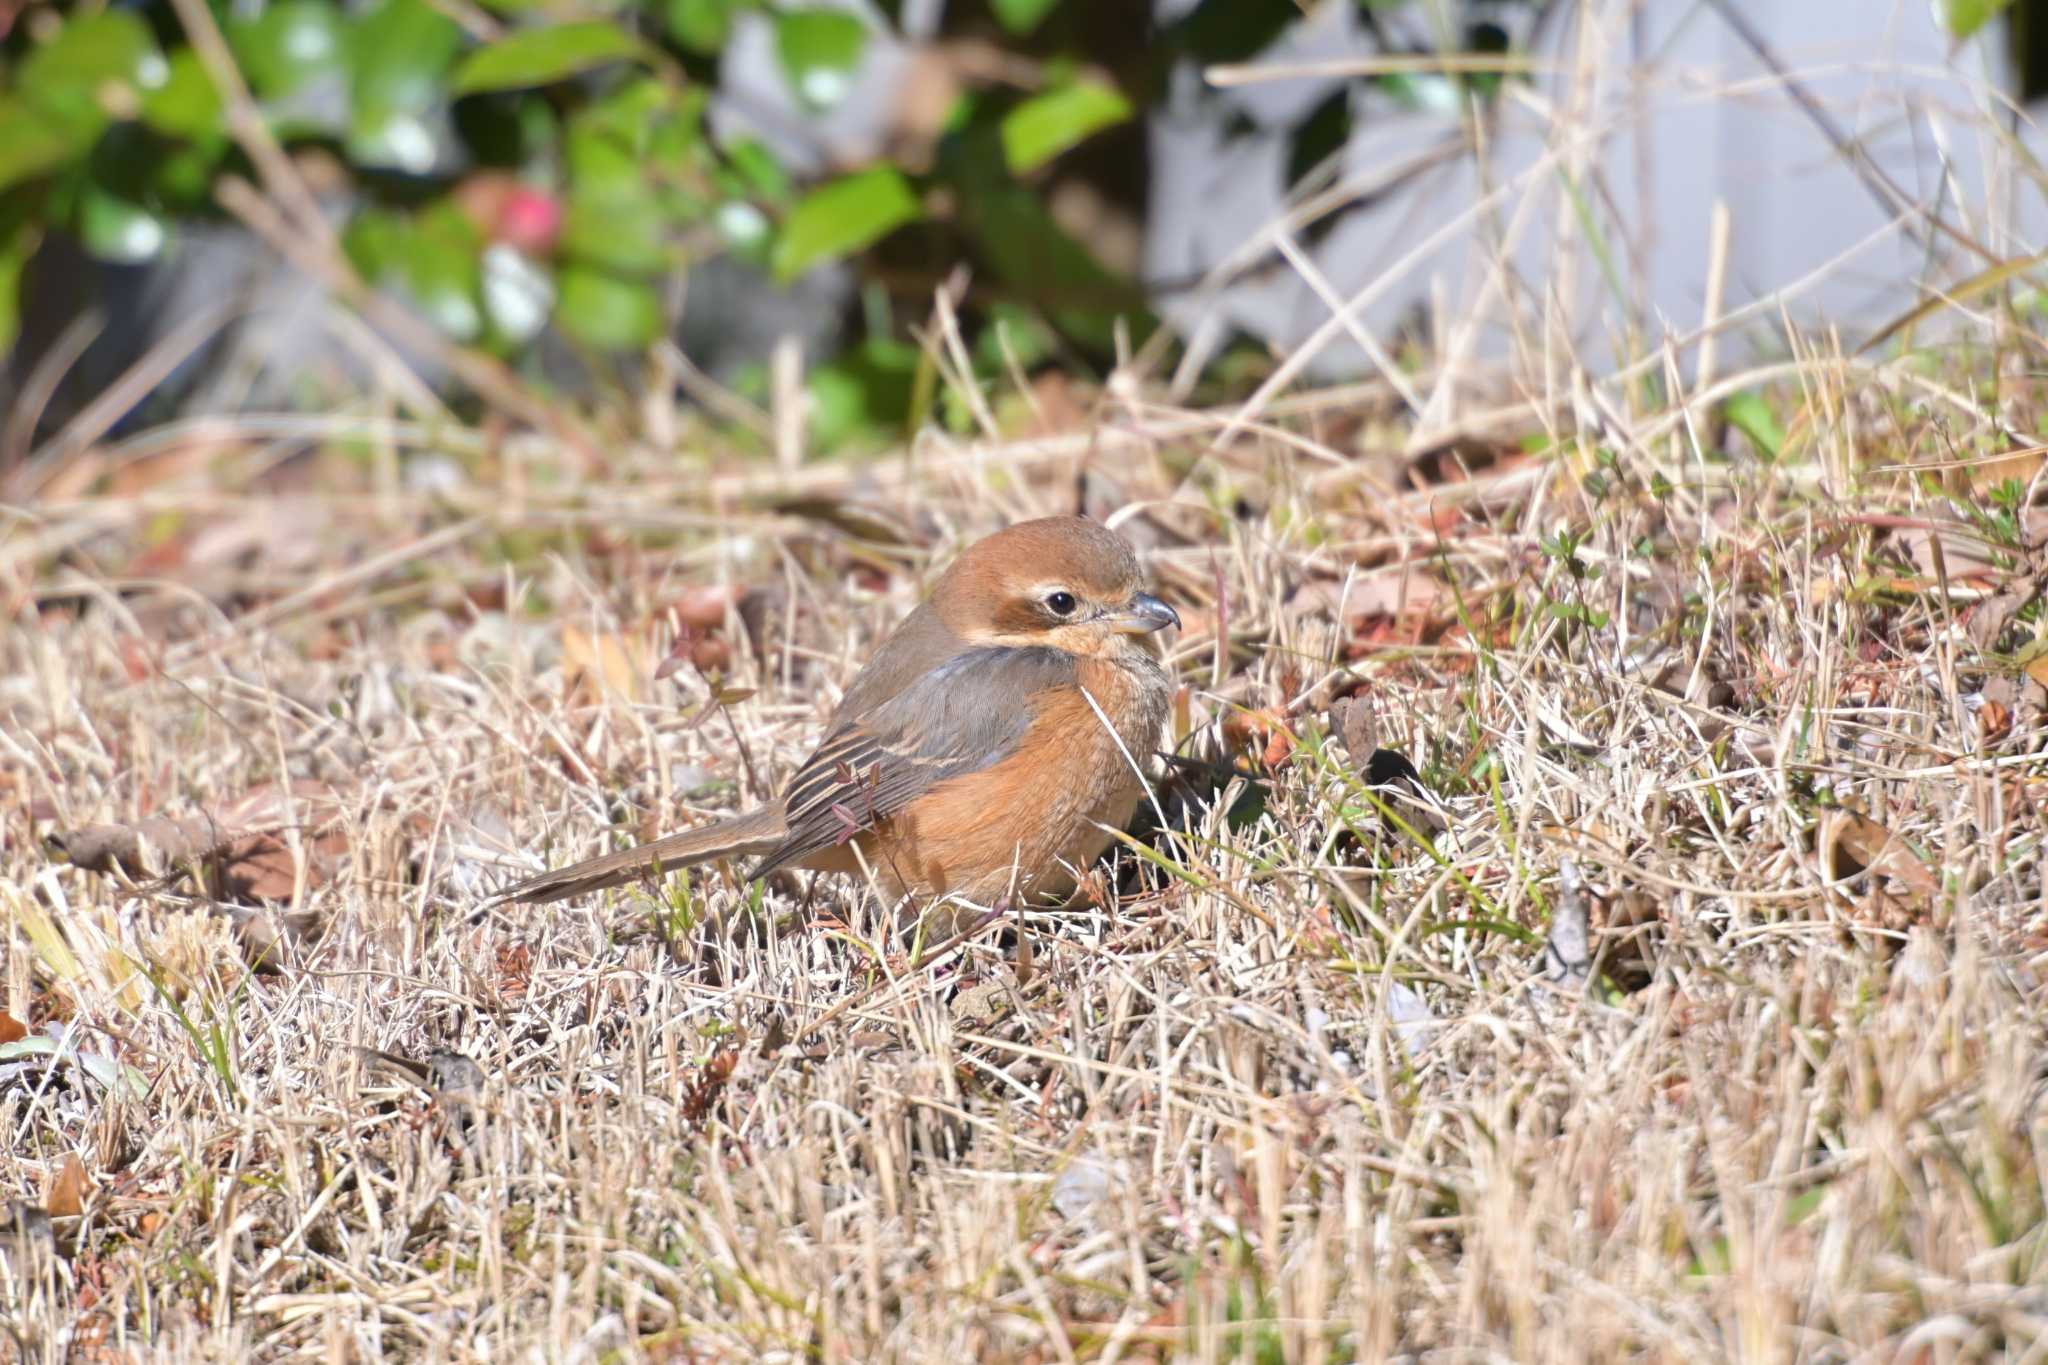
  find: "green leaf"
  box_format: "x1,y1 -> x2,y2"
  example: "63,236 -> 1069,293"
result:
990,0 -> 1060,35
771,166 -> 920,283
558,264 -> 661,348
141,50 -> 226,140
1000,80 -> 1132,174
21,10 -> 164,103
774,8 -> 868,108
79,191 -> 169,264
344,208 -> 413,282
226,1 -> 342,98
973,302 -> 1057,372
1723,391 -> 1785,461
348,2 -> 467,175
352,0 -> 466,113
348,106 -> 443,173
1941,0 -> 2012,40
451,21 -> 647,94
809,336 -> 920,448
0,227 -> 37,354
0,96 -> 85,192
565,76 -> 675,186
394,205 -> 488,340
722,137 -> 792,199
714,200 -> 771,259
562,185 -> 669,274
667,0 -> 747,54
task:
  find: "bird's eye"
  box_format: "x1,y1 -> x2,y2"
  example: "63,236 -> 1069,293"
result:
1045,590 -> 1078,617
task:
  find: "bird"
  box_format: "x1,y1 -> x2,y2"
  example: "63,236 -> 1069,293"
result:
497,516 -> 1181,913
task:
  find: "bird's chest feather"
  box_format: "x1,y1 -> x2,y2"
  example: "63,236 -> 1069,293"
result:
879,651 -> 1170,900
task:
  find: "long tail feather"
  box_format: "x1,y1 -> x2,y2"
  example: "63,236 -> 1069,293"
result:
493,805 -> 788,904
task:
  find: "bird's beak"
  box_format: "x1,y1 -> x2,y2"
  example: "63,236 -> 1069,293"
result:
1108,591 -> 1181,635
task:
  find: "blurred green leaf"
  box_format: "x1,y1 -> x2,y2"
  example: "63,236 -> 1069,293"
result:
1941,0 -> 2012,39
226,1 -> 342,98
151,143 -> 222,205
79,191 -> 168,265
348,107 -> 443,174
0,226 -> 37,354
1000,80 -> 1132,173
0,97 -> 85,192
348,204 -> 485,339
990,0 -> 1061,36
809,336 -> 920,448
715,200 -> 772,259
408,203 -> 488,340
558,264 -> 661,348
774,8 -> 868,108
352,0 -> 468,166
141,50 -> 226,141
974,303 -> 1057,372
1724,391 -> 1785,460
451,21 -> 647,94
353,0 -> 466,113
21,10 -> 165,138
563,185 -> 669,273
667,0 -> 747,54
723,137 -> 793,200
772,166 -> 920,283
348,0 -> 466,173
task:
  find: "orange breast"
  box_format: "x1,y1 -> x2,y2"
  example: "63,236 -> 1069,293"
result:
863,656 -> 1167,905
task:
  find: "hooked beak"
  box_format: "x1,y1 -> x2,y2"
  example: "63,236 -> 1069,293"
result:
1108,591 -> 1181,635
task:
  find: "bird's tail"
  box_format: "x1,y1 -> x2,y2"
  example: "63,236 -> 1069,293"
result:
492,805 -> 788,904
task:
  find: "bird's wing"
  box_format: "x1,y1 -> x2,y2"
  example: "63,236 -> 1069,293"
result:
749,644 -> 1077,879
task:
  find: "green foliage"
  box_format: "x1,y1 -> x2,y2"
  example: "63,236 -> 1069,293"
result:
1942,0 -> 2014,40
0,0 -> 1532,452
774,7 -> 869,109
1724,390 -> 1787,461
1000,79 -> 1132,174
772,166 -> 920,283
451,21 -> 649,95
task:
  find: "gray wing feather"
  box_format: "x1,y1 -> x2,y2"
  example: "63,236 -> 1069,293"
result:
749,645 -> 1075,878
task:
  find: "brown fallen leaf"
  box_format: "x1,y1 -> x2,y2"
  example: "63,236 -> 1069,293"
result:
1290,568 -> 1448,634
562,623 -> 642,703
1821,809 -> 1941,897
2021,642 -> 2048,691
1966,566 -> 2048,653
0,1013 -> 24,1045
46,1154 -> 87,1220
46,780 -> 380,905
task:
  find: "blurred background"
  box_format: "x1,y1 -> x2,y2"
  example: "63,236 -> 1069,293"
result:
0,0 -> 2042,471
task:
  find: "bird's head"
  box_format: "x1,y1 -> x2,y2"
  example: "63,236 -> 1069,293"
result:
932,516 -> 1180,659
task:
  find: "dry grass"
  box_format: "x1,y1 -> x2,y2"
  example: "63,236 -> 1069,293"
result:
3,333 -> 2046,1362
6,6 -> 2048,1357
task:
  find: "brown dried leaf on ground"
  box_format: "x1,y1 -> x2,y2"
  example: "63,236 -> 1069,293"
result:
46,781 -> 363,903
1820,809 -> 1941,898
1966,564 -> 2048,653
1289,567 -> 1448,635
561,623 -> 643,704
45,1154 -> 88,1220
